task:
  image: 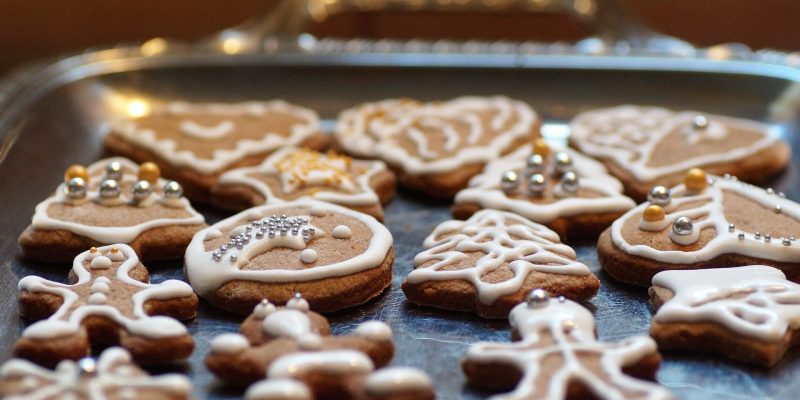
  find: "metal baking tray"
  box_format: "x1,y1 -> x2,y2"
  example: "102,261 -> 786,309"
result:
2,24 -> 800,400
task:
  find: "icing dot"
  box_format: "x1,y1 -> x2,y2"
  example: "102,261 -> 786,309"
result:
95,277 -> 111,285
332,225 -> 352,239
287,295 -> 310,312
253,300 -> 277,319
352,321 -> 393,342
204,229 -> 223,241
299,249 -> 317,264
211,333 -> 251,355
91,281 -> 111,294
309,207 -> 326,217
107,249 -> 125,261
88,293 -> 107,305
90,256 -> 112,269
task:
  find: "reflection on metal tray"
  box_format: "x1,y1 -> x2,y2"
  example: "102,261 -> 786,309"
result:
1,48 -> 800,400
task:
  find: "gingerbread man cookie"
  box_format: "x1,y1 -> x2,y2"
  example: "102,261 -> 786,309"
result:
333,96 -> 540,199
15,244 -> 198,367
185,199 -> 394,314
0,347 -> 192,400
650,266 -> 800,367
599,169 -> 800,286
570,105 -> 791,201
462,290 -> 671,400
452,141 -> 635,240
18,157 -> 206,262
106,100 -> 327,203
402,209 -> 599,319
212,147 -> 397,221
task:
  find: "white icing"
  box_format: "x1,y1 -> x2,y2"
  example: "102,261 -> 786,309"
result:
287,296 -> 310,312
332,225 -> 352,239
88,293 -> 107,305
570,105 -> 777,182
454,145 -> 635,223
406,209 -> 591,304
465,299 -> 671,400
334,96 -> 539,175
611,176 -> 800,263
107,250 -> 125,261
91,256 -> 112,269
262,309 -> 317,343
218,146 -> 388,207
668,226 -> 700,246
17,244 -> 194,340
365,367 -> 433,396
253,300 -> 277,318
185,200 -> 393,298
31,157 -> 205,244
267,350 -> 374,379
352,321 -> 393,342
245,378 -> 313,400
653,266 -> 800,342
180,119 -> 234,139
205,229 -> 223,241
113,101 -> 320,174
210,333 -> 251,355
299,249 -> 317,264
91,281 -> 111,294
0,347 -> 191,400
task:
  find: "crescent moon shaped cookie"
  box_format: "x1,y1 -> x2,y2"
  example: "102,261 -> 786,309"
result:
15,244 -> 198,368
333,96 -> 540,199
18,157 -> 206,262
0,347 -> 192,400
452,142 -> 635,240
402,209 -> 599,319
599,170 -> 800,286
570,105 -> 791,201
650,266 -> 800,367
184,199 -> 394,314
462,291 -> 671,400
212,147 -> 397,221
105,100 -> 327,203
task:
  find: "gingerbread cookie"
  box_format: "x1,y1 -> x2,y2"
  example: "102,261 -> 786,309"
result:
333,96 -> 540,199
106,100 -> 327,203
402,209 -> 599,319
462,290 -> 671,399
650,266 -> 800,367
185,199 -> 394,314
452,141 -> 635,240
599,169 -> 800,286
18,157 -> 206,262
0,347 -> 192,400
15,244 -> 198,367
212,147 -> 396,221
570,105 -> 791,201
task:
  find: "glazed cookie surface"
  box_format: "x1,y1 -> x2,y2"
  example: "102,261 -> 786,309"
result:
650,266 -> 800,367
106,100 -> 327,203
452,141 -> 635,240
333,96 -> 540,199
570,105 -> 790,201
18,157 -> 206,262
402,209 -> 599,319
185,199 -> 394,314
212,147 -> 396,221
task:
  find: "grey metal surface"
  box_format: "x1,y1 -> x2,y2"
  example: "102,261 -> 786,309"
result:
1,55 -> 799,400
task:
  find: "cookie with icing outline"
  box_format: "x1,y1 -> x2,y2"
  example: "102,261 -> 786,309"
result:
18,157 -> 206,262
650,266 -> 800,367
185,199 -> 394,314
570,105 -> 791,201
452,141 -> 635,240
462,291 -> 671,400
211,147 -> 397,222
599,169 -> 800,287
402,209 -> 599,319
15,244 -> 198,368
333,96 -> 540,199
106,100 -> 327,203
0,347 -> 192,400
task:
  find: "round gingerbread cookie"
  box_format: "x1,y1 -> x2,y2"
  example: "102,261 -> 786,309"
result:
570,105 -> 791,201
333,96 -> 540,199
106,100 -> 327,203
185,199 -> 394,314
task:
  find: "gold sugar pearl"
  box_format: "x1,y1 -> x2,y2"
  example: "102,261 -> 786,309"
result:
642,205 -> 665,222
89,247 -> 98,253
64,165 -> 89,183
138,162 -> 161,183
532,138 -> 550,158
110,247 -> 119,254
684,168 -> 708,192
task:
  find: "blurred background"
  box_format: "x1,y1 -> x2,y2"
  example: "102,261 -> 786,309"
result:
2,0 -> 800,72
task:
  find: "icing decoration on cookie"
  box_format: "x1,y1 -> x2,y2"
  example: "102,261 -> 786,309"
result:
112,101 -> 320,174
218,147 -> 388,206
570,105 -> 778,182
406,209 -> 591,304
454,144 -> 635,222
611,172 -> 800,263
31,157 -> 204,243
245,378 -> 313,400
185,200 -> 392,298
0,347 -> 191,400
464,292 -> 671,399
334,96 -> 538,175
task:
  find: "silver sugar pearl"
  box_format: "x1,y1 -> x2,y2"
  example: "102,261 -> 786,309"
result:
557,295 -> 566,303
647,186 -> 671,207
219,245 -> 227,254
672,216 -> 694,236
230,254 -> 238,262
755,232 -> 762,239
64,177 -> 87,199
728,223 -> 735,233
78,357 -> 96,375
105,161 -> 123,181
692,115 -> 709,130
501,170 -> 519,193
767,188 -> 775,195
212,251 -> 222,260
554,152 -> 572,176
738,232 -> 745,240
99,179 -> 121,198
783,238 -> 792,246
765,234 -> 772,243
775,205 -> 782,214
527,288 -> 550,308
525,154 -> 545,175
163,180 -> 183,198
559,171 -> 579,194
255,231 -> 264,239
132,180 -> 152,201
779,192 -> 786,198
528,173 -> 546,195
